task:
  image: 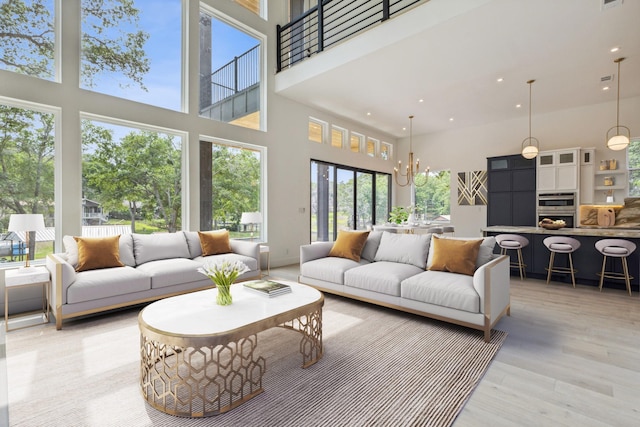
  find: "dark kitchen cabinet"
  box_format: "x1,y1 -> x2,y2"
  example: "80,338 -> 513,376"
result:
487,154 -> 536,226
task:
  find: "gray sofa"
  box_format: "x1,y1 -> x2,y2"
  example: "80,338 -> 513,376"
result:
299,231 -> 510,342
46,231 -> 260,329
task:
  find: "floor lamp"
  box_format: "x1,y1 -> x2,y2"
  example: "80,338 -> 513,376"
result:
240,212 -> 262,241
8,214 -> 46,270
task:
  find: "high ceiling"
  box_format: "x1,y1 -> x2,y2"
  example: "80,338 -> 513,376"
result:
274,0 -> 640,139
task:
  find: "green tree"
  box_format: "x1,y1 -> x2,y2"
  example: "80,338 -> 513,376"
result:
0,105 -> 55,258
628,139 -> 640,196
211,145 -> 260,230
82,123 -> 182,232
415,170 -> 451,220
0,0 -> 150,88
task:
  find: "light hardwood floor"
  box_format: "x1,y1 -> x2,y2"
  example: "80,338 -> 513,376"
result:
270,265 -> 640,427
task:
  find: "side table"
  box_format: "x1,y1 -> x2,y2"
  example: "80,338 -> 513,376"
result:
4,266 -> 50,332
260,245 -> 270,277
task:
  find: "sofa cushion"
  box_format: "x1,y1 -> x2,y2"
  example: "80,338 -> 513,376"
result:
183,231 -> 203,258
328,230 -> 370,261
135,258 -> 207,289
64,234 -> 136,268
66,266 -> 150,304
428,237 -> 482,276
132,232 -> 191,265
198,230 -> 232,256
345,261 -> 424,296
427,235 -> 496,269
361,231 -> 383,262
374,232 -> 430,269
401,270 -> 480,313
74,236 -> 125,272
301,257 -> 364,285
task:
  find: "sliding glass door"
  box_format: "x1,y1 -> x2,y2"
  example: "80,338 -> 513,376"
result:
311,160 -> 390,242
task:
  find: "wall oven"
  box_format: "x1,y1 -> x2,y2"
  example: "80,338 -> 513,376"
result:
537,192 -> 576,228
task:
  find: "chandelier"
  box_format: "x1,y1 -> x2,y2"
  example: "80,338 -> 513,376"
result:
521,79 -> 540,159
394,115 -> 429,187
606,57 -> 630,151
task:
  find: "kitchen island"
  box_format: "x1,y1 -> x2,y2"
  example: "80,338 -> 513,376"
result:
482,225 -> 640,291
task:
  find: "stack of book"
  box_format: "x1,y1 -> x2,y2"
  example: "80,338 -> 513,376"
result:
243,280 -> 292,298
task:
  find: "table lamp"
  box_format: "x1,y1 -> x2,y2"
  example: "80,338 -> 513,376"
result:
8,213 -> 46,270
240,212 -> 262,241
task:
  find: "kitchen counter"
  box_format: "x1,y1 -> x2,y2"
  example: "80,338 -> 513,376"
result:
482,225 -> 640,290
482,225 -> 640,238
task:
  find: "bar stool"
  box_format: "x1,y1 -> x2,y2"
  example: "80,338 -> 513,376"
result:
543,236 -> 581,287
442,226 -> 455,236
595,239 -> 636,296
495,234 -> 529,280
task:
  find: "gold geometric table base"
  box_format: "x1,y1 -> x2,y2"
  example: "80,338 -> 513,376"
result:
140,307 -> 323,417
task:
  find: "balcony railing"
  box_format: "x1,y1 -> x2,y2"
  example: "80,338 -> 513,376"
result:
277,0 -> 425,72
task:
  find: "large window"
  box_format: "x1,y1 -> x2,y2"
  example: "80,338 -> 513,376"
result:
80,0 -> 183,111
199,8 -> 263,130
414,170 -> 451,222
200,140 -> 265,240
81,117 -> 184,236
0,0 -> 57,81
0,101 -> 56,265
311,160 -> 390,242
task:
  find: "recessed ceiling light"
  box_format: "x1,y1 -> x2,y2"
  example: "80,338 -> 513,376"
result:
402,127 -> 407,131
610,46 -> 620,53
449,117 -> 454,122
602,86 -> 610,91
418,99 -> 424,103
516,104 -> 522,108
366,112 -> 371,116
497,78 -> 504,83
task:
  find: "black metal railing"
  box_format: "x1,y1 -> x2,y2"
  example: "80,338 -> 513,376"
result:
201,44 -> 260,108
277,0 -> 425,72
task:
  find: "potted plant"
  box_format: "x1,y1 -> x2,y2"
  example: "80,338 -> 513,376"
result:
388,206 -> 409,224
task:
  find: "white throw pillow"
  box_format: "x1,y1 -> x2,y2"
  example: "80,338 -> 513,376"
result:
132,232 -> 191,265
373,232 -> 431,269
426,235 -> 496,269
63,235 -> 79,268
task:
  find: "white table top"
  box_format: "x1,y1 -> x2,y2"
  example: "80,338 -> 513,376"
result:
139,280 -> 322,337
5,266 -> 50,287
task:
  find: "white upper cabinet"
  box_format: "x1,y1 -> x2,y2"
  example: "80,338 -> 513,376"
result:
537,149 -> 579,191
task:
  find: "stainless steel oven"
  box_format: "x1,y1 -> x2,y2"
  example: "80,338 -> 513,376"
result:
537,192 -> 576,228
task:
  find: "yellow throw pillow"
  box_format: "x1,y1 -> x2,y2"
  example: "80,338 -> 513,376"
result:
328,230 -> 370,261
74,235 -> 124,272
198,230 -> 232,256
428,236 -> 483,276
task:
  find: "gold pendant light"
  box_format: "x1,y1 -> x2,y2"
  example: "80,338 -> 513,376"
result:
606,57 -> 630,151
521,79 -> 539,159
394,115 -> 429,187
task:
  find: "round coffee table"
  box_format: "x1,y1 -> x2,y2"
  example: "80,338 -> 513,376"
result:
138,280 -> 323,417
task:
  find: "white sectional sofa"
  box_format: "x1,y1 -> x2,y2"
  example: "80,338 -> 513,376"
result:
46,231 -> 260,329
299,231 -> 510,342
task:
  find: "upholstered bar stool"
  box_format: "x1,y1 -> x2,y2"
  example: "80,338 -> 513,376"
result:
427,227 -> 443,234
595,239 -> 636,296
442,226 -> 455,236
543,236 -> 581,287
495,234 -> 529,280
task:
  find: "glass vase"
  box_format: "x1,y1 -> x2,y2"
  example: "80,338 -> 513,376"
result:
216,284 -> 233,306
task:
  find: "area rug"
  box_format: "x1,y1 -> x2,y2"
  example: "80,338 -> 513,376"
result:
5,294 -> 506,427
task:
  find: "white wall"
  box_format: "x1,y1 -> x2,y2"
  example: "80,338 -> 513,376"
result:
394,96 -> 640,237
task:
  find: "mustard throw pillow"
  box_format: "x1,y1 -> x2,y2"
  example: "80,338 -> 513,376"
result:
328,230 -> 370,261
428,236 -> 483,276
198,230 -> 232,256
74,235 -> 124,272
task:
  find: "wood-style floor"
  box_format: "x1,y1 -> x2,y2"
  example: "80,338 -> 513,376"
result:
271,265 -> 640,427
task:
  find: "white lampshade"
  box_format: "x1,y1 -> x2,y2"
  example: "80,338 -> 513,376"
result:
240,212 -> 262,225
8,214 -> 46,232
521,144 -> 539,159
607,134 -> 630,151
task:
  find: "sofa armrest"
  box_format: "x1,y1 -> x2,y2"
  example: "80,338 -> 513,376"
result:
300,242 -> 333,264
472,254 -> 510,319
230,240 -> 260,262
46,253 -> 77,310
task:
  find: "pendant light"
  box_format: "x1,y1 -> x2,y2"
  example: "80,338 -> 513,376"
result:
394,115 -> 429,187
606,57 -> 630,151
521,79 -> 539,159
